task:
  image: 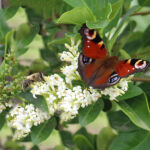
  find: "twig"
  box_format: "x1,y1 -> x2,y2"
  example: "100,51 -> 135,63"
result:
132,77 -> 150,82
131,11 -> 150,16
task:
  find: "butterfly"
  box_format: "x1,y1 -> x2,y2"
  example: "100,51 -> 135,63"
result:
78,24 -> 150,89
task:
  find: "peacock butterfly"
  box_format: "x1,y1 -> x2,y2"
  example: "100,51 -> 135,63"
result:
78,24 -> 150,89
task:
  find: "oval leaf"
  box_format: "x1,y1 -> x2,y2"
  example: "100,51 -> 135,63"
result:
107,111 -> 138,132
31,117 -> 56,145
117,83 -> 143,101
57,6 -> 94,25
59,130 -> 74,148
109,130 -> 150,150
79,99 -> 104,126
73,134 -> 94,150
96,127 -> 117,150
116,94 -> 150,131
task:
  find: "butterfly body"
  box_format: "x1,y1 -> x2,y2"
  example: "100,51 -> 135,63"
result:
78,24 -> 149,89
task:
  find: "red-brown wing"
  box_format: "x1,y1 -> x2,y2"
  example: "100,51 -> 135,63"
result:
78,54 -> 121,89
79,24 -> 108,59
115,59 -> 150,77
78,53 -> 101,84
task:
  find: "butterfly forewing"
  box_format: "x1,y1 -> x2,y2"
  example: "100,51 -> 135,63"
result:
79,24 -> 108,59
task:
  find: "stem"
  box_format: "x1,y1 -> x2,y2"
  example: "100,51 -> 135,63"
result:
132,77 -> 150,82
131,11 -> 150,16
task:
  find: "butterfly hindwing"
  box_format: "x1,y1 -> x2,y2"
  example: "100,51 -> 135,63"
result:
78,53 -> 121,89
115,59 -> 150,77
79,24 -> 108,59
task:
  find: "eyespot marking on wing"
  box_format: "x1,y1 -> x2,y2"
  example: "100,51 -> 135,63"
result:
82,55 -> 94,64
84,28 -> 96,40
135,60 -> 146,69
108,73 -> 120,84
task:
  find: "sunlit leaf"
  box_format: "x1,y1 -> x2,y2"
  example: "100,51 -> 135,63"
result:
117,94 -> 150,131
57,6 -> 95,25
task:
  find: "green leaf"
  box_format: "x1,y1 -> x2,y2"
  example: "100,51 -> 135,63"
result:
83,0 -> 111,20
31,117 -> 56,145
75,127 -> 96,147
0,9 -> 10,40
109,0 -> 123,20
15,24 -> 39,56
123,32 -> 142,55
138,0 -> 150,6
54,145 -> 65,150
30,145 -> 40,150
79,99 -> 104,126
103,8 -> 122,34
96,127 -> 117,150
117,83 -> 143,101
0,110 -> 7,130
40,48 -> 60,66
107,5 -> 138,51
142,25 -> 150,47
86,19 -> 109,29
140,82 -> 150,102
57,6 -> 95,25
109,130 -> 150,150
108,111 -> 138,132
64,0 -> 84,7
5,31 -> 14,56
4,140 -> 25,150
48,37 -> 70,46
119,49 -> 131,59
19,92 -> 49,113
73,134 -> 94,150
4,6 -> 19,19
59,130 -> 74,148
116,94 -> 150,131
10,0 -> 68,19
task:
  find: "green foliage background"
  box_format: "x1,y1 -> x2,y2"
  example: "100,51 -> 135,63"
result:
0,0 -> 150,149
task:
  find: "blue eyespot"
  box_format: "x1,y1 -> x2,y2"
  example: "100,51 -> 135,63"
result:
82,55 -> 90,64
109,74 -> 120,84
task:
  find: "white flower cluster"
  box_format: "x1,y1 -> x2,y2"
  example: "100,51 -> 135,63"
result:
60,37 -> 80,84
6,37 -> 131,140
7,104 -> 50,140
31,74 -> 101,122
0,101 -> 13,113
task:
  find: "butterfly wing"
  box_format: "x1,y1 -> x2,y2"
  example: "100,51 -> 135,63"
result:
78,53 -> 121,89
78,25 -> 149,89
115,59 -> 150,77
79,24 -> 108,59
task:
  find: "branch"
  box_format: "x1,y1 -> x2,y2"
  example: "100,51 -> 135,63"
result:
131,11 -> 150,16
132,77 -> 150,82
